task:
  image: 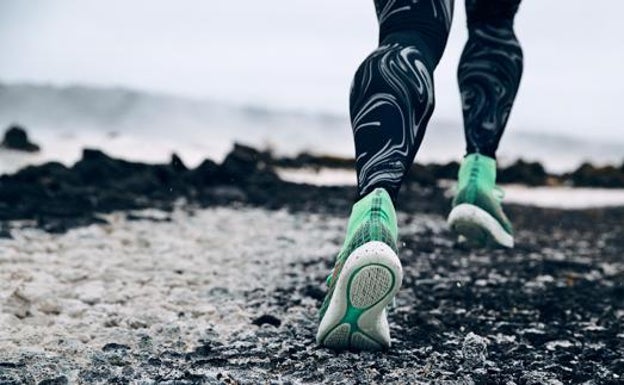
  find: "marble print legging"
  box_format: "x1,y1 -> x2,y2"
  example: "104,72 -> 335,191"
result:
352,0 -> 523,201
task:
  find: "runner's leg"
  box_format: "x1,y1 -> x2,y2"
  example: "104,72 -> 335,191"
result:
459,0 -> 523,158
351,0 -> 455,202
447,0 -> 523,249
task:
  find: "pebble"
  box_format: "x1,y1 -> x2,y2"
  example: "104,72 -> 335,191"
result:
462,332 -> 488,368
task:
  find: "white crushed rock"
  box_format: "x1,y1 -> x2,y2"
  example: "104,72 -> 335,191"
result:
0,207 -> 345,361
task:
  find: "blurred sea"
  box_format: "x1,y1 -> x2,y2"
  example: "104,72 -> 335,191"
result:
0,83 -> 623,177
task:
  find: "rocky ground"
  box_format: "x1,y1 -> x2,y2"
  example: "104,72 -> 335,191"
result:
0,145 -> 623,384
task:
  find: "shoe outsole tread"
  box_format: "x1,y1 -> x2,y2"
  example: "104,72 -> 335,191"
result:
316,241 -> 402,351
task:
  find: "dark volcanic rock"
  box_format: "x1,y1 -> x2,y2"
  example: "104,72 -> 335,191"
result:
252,314 -> 282,328
0,223 -> 11,239
220,144 -> 260,182
38,376 -> 68,385
498,159 -> 549,186
3,143 -> 624,236
187,158 -> 219,186
567,162 -> 624,188
102,343 -> 131,352
1,125 -> 40,152
404,161 -> 461,185
406,163 -> 437,186
430,161 -> 460,180
219,143 -> 276,184
170,153 -> 187,172
0,143 -> 361,232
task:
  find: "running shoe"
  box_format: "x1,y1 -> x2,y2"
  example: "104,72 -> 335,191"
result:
316,187 -> 403,351
447,153 -> 514,248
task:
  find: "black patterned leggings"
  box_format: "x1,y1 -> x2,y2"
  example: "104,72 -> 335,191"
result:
352,0 -> 523,202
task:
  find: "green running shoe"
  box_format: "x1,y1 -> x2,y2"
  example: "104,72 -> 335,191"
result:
447,153 -> 514,248
316,187 -> 403,351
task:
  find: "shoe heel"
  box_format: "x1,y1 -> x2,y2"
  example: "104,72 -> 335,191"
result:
448,204 -> 514,248
317,241 -> 402,351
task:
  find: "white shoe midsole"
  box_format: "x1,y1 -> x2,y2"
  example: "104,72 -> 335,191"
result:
447,203 -> 514,248
317,241 -> 403,348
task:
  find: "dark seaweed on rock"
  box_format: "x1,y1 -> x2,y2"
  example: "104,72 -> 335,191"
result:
0,143 -> 277,232
565,162 -> 624,188
497,159 -> 548,186
0,142 -> 452,233
2,142 -> 624,234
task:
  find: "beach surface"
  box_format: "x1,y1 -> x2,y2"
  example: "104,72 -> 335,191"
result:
1,149 -> 623,384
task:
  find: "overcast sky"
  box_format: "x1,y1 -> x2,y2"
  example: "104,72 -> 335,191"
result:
0,0 -> 623,140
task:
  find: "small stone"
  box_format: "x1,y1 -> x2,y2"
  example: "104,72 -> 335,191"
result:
521,327 -> 549,345
252,314 -> 281,328
545,340 -> 574,351
1,125 -> 40,152
462,332 -> 488,368
190,303 -> 217,318
76,281 -> 104,305
522,371 -> 564,385
0,362 -> 20,368
4,289 -> 31,319
127,317 -> 149,329
102,343 -> 130,352
302,285 -> 325,301
38,376 -> 68,385
38,298 -> 62,315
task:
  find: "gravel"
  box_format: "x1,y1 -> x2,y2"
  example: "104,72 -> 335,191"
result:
1,200 -> 623,384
